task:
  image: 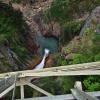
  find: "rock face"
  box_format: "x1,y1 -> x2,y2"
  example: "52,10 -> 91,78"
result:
0,45 -> 26,72
80,6 -> 100,35
0,0 -> 59,72
62,6 -> 100,59
19,1 -> 60,54
42,21 -> 60,37
9,0 -> 60,54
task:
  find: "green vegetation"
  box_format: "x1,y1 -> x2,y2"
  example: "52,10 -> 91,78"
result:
32,76 -> 76,97
43,0 -> 100,23
0,2 -> 29,60
0,2 -> 23,43
43,0 -> 100,43
83,76 -> 100,91
55,28 -> 100,91
60,20 -> 84,44
11,0 -> 21,3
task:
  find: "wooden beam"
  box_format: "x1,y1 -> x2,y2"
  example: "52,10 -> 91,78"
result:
27,82 -> 53,96
0,84 -> 15,98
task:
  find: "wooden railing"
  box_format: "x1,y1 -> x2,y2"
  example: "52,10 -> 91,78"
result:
0,61 -> 100,100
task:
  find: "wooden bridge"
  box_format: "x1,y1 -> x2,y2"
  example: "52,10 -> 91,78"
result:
0,61 -> 100,100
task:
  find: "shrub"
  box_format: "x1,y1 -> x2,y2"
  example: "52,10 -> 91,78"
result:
95,53 -> 100,61
60,20 -> 84,43
83,76 -> 100,91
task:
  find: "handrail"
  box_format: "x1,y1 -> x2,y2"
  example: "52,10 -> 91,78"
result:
0,61 -> 100,78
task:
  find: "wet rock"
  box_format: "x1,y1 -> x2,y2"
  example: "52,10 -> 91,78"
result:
80,6 -> 100,35
42,21 -> 61,38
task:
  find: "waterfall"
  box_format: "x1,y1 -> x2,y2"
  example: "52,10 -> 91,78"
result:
34,49 -> 50,70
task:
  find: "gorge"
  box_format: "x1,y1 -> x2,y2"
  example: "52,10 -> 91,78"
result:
0,0 -> 100,99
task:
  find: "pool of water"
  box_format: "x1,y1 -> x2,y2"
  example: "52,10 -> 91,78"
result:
35,32 -> 59,55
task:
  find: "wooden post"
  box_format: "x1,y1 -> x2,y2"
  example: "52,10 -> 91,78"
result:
20,85 -> 24,99
71,81 -> 98,100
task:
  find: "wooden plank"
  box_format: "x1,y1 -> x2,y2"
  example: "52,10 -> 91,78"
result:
0,61 -> 100,78
16,91 -> 100,100
27,83 -> 53,96
19,69 -> 100,77
16,94 -> 75,100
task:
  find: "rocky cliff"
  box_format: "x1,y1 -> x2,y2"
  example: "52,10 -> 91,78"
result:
62,6 -> 100,59
0,0 -> 60,72
80,6 -> 100,35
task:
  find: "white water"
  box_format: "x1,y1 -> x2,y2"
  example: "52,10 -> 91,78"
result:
34,49 -> 50,70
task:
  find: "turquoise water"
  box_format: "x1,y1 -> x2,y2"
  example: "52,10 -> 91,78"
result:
35,32 -> 58,55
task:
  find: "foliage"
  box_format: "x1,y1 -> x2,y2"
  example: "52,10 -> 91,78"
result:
95,53 -> 100,61
43,0 -> 100,23
60,20 -> 84,44
83,76 -> 100,91
54,54 -> 68,66
80,29 -> 100,91
54,27 -> 100,91
0,2 -> 29,60
0,2 -> 24,44
24,85 -> 33,98
11,0 -> 21,3
32,76 -> 76,97
10,40 -> 29,60
70,54 -> 88,64
59,76 -> 76,93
